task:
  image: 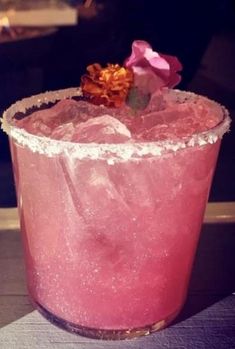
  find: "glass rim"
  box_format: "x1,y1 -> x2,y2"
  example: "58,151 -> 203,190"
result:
1,87 -> 231,162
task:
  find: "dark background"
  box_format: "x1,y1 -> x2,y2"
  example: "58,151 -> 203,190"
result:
0,0 -> 235,206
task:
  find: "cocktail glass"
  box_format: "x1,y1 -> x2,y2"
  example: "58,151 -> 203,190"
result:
2,88 -> 230,339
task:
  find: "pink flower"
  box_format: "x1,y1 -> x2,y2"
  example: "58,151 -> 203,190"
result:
124,40 -> 182,94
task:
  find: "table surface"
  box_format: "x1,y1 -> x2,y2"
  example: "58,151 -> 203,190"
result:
0,208 -> 235,349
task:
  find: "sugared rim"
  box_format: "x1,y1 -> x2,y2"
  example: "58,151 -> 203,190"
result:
1,87 -> 231,163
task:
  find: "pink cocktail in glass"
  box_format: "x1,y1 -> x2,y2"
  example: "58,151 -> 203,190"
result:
2,88 -> 230,339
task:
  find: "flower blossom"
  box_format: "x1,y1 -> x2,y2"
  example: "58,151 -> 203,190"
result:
81,63 -> 134,107
124,40 -> 182,94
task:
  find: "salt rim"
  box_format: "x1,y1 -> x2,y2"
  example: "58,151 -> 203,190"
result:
1,87 -> 231,163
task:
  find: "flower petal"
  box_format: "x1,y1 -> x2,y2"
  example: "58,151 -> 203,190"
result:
125,40 -> 152,67
161,54 -> 183,72
148,55 -> 170,71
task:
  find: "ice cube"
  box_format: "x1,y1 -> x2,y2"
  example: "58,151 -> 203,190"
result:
51,122 -> 75,141
15,99 -> 82,136
72,115 -> 131,143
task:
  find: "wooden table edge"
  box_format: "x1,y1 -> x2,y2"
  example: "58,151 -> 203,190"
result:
0,202 -> 235,231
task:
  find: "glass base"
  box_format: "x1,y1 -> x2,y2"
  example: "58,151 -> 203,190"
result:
35,301 -> 179,340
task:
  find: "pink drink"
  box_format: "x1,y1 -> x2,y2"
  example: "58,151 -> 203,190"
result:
2,88 -> 230,339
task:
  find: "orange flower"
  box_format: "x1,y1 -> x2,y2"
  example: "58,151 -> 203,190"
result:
81,63 -> 134,107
